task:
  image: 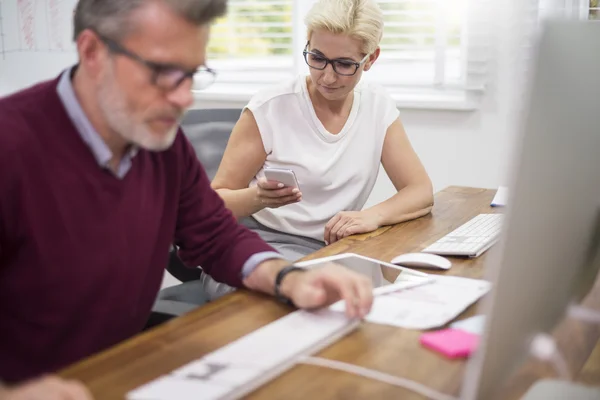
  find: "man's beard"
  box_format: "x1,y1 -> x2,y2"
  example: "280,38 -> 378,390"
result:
97,67 -> 182,152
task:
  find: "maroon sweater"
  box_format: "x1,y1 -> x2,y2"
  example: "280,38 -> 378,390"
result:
0,79 -> 275,382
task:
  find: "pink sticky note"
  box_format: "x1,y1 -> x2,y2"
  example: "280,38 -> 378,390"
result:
419,328 -> 479,359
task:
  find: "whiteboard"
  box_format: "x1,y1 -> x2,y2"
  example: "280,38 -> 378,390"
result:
0,0 -> 78,96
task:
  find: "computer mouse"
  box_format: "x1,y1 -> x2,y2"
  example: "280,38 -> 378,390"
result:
391,252 -> 452,270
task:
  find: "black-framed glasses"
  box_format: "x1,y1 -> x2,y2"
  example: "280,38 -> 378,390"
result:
97,33 -> 217,92
302,41 -> 369,76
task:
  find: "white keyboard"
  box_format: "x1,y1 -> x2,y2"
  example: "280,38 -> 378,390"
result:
422,214 -> 504,258
127,309 -> 358,400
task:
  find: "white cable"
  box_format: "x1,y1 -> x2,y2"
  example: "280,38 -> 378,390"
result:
297,356 -> 459,400
295,309 -> 598,400
568,305 -> 600,324
527,307 -> 600,381
528,333 -> 571,380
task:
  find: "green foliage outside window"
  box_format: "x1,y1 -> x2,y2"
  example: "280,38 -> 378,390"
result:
207,1 -> 464,59
208,2 -> 293,58
591,0 -> 599,20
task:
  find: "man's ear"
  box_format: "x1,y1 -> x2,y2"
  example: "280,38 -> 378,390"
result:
76,29 -> 107,79
363,47 -> 380,72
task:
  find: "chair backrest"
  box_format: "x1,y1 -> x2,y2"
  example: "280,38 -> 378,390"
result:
168,108 -> 242,282
180,108 -> 242,180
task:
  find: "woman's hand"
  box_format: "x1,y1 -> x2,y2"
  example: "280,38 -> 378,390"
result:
255,178 -> 302,209
324,210 -> 382,245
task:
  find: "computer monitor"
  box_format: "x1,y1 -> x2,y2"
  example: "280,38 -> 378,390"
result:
461,20 -> 600,400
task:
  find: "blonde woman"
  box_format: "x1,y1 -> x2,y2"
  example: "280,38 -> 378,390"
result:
212,0 -> 434,262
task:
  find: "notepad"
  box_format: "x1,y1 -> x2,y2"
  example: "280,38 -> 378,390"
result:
491,186 -> 508,207
420,328 -> 479,359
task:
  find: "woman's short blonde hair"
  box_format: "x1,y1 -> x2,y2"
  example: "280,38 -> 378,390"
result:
304,0 -> 384,55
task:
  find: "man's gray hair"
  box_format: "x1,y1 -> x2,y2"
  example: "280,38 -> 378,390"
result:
73,0 -> 227,41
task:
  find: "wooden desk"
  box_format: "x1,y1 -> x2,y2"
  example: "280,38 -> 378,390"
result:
60,187 -> 600,399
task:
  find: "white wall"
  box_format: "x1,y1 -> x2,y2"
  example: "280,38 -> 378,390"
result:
0,52 -> 77,94
0,0 -> 78,93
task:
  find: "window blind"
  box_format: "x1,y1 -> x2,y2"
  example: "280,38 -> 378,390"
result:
200,0 -> 497,107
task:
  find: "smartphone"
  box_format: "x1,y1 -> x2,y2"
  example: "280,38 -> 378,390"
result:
263,167 -> 300,189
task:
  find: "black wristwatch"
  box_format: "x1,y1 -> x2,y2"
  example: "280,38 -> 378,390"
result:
274,265 -> 306,307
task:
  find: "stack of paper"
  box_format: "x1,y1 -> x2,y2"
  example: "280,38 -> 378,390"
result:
450,315 -> 486,335
330,275 -> 491,330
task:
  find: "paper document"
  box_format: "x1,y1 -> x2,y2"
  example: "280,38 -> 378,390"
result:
491,186 -> 508,207
330,275 -> 491,330
450,315 -> 486,335
127,309 -> 358,400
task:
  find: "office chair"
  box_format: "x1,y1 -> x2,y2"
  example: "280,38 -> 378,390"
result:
146,108 -> 242,330
165,108 -> 242,282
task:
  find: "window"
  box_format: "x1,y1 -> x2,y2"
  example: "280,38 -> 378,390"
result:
590,0 -> 599,19
536,0 -> 599,20
527,0 -> 598,53
195,0 -> 489,109
509,0 -> 598,122
207,0 -> 295,86
365,0 -> 489,108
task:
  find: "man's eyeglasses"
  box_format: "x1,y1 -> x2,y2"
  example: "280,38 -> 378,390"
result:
97,33 -> 216,92
302,42 -> 369,76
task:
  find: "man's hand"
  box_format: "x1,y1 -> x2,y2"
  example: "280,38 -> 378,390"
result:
324,210 -> 382,245
243,259 -> 374,319
0,376 -> 93,400
280,263 -> 374,319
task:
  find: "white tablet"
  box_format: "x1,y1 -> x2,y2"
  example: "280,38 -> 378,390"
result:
295,253 -> 433,296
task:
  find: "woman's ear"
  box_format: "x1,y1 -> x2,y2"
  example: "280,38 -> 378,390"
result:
363,47 -> 381,72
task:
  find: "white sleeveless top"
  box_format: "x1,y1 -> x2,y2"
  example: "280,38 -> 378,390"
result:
246,76 -> 399,242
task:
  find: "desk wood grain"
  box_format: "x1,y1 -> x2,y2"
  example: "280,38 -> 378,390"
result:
60,187 -> 600,399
